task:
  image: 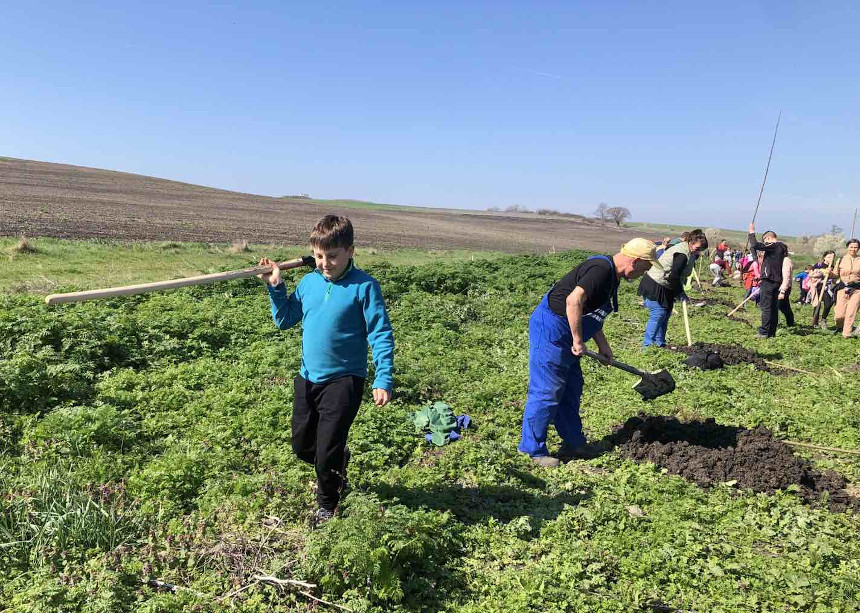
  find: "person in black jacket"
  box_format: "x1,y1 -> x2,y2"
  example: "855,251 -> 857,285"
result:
748,223 -> 788,338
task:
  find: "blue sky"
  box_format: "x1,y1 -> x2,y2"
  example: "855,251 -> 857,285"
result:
3,1 -> 859,235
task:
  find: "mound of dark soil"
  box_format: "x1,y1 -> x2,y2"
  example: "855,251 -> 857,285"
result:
671,342 -> 772,371
684,350 -> 725,370
608,414 -> 858,513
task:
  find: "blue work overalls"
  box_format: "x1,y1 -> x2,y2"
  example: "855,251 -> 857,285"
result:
518,256 -> 618,458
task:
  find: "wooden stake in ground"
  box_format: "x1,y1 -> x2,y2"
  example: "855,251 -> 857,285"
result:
681,301 -> 692,347
45,256 -> 316,305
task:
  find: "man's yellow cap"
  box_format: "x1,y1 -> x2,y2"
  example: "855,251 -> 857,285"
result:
620,238 -> 664,270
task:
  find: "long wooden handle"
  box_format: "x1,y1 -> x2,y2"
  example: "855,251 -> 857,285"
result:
727,292 -> 755,317
809,259 -> 837,307
45,256 -> 315,305
682,301 -> 692,347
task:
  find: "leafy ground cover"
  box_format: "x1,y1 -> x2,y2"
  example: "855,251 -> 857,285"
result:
1,244 -> 859,612
0,237 -> 497,293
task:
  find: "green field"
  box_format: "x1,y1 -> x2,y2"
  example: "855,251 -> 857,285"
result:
1,240 -> 858,612
0,238 -> 498,294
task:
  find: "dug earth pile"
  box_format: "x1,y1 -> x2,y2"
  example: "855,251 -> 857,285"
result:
670,342 -> 772,371
608,414 -> 858,513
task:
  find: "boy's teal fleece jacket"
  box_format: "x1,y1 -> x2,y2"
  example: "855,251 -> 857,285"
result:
266,263 -> 394,392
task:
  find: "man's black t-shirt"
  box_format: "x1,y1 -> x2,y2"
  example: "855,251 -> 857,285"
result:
547,257 -> 618,317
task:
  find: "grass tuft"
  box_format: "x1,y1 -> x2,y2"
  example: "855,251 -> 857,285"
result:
230,239 -> 250,253
11,235 -> 37,254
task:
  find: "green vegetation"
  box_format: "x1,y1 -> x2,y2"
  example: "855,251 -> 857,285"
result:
1,241 -> 858,612
0,237 -> 498,294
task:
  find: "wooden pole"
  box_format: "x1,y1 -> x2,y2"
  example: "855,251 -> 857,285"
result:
810,255 -> 837,326
682,301 -> 692,347
742,111 -> 782,260
763,360 -> 815,375
784,440 -> 860,456
727,292 -> 756,317
751,111 -> 782,226
691,268 -> 706,293
45,256 -> 315,305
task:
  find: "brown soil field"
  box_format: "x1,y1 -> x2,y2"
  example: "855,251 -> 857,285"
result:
0,157 -> 649,252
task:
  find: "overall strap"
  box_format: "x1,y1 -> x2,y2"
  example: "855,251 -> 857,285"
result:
586,255 -> 619,313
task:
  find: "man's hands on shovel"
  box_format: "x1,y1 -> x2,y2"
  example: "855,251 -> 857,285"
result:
257,258 -> 391,408
572,333 -> 613,366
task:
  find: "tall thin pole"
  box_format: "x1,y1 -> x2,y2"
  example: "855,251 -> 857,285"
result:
751,111 -> 781,225
851,207 -> 857,238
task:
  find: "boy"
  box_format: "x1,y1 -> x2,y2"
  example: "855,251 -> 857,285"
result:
258,215 -> 394,525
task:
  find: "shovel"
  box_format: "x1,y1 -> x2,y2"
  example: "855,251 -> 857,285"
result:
584,350 -> 675,401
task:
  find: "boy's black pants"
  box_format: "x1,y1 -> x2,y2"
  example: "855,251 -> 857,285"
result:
292,375 -> 365,511
757,279 -> 780,337
778,286 -> 795,327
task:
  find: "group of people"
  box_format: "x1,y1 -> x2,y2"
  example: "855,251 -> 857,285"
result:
793,244 -> 860,337
653,228 -> 860,340
257,215 -> 858,520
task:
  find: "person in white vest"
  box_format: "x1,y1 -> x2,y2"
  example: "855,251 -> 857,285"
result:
637,229 -> 709,347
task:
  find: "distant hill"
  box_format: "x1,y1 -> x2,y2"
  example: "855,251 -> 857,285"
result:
0,157 -> 647,253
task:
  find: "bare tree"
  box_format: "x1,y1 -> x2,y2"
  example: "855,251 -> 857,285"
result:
605,206 -> 631,226
594,202 -> 609,221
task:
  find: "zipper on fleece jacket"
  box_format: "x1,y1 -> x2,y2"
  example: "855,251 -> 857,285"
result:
316,260 -> 355,301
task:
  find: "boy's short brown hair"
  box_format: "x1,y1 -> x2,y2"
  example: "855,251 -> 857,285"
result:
310,215 -> 354,250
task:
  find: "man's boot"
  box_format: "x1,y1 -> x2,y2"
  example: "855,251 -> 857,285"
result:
530,455 -> 561,468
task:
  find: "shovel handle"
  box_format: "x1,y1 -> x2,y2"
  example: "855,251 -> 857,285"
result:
584,350 -> 645,377
46,255 -> 316,305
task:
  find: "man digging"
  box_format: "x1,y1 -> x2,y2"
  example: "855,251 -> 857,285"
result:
518,239 -> 660,467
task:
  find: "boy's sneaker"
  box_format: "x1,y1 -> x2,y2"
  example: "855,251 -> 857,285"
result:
312,507 -> 335,528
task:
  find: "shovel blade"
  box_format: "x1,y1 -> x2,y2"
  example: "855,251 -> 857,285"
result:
632,369 -> 676,401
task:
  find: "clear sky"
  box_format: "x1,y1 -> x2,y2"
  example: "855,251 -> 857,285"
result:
3,1 -> 859,236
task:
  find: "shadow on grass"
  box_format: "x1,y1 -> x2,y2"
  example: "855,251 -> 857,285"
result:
374,470 -> 590,526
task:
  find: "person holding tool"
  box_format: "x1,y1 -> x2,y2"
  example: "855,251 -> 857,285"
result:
259,215 -> 394,526
833,238 -> 860,338
518,239 -> 661,467
748,223 -> 788,338
810,251 -> 837,329
638,229 -> 708,348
